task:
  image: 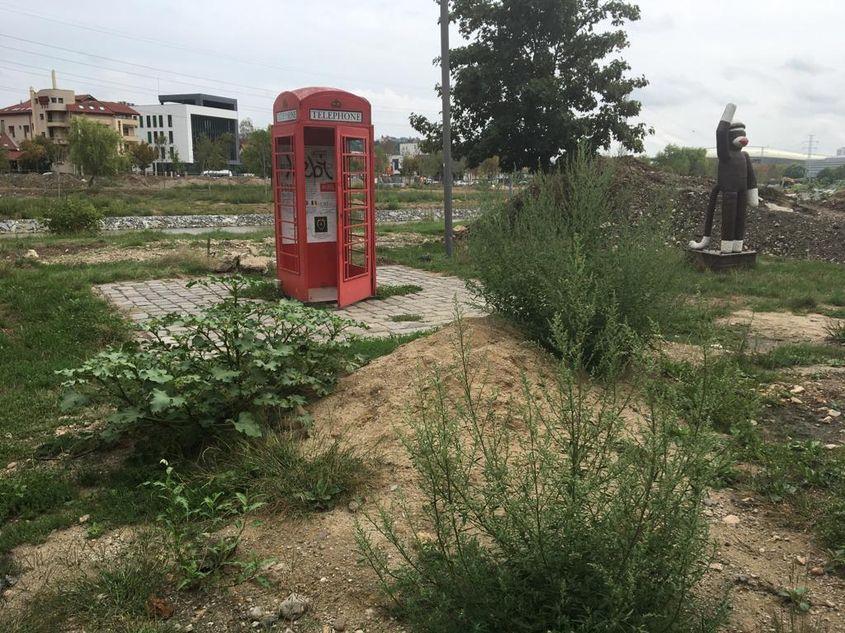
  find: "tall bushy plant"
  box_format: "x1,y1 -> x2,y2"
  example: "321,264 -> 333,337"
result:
358,316 -> 724,633
469,150 -> 675,374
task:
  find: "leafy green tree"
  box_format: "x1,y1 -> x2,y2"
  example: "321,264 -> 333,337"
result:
0,146 -> 8,173
238,117 -> 255,143
68,117 -> 124,186
401,154 -> 421,177
653,145 -> 707,177
194,134 -> 232,172
19,136 -> 58,172
815,165 -> 845,185
128,141 -> 157,174
477,155 -> 500,180
783,163 -> 806,179
374,144 -> 389,175
411,0 -> 649,172
241,127 -> 271,178
171,148 -> 185,176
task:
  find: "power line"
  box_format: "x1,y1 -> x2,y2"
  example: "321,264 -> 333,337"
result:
0,50 -> 431,119
0,11 -> 433,94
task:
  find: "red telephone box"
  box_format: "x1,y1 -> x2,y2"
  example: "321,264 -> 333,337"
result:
271,87 -> 376,307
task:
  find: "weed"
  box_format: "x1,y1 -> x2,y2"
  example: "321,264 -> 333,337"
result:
787,295 -> 819,313
469,149 -> 676,375
753,344 -> 845,369
0,535 -> 169,632
358,314 -> 724,633
207,430 -> 370,513
374,283 -> 423,299
389,313 -> 423,322
824,319 -> 845,345
147,461 -> 265,589
0,468 -> 76,523
766,608 -> 828,633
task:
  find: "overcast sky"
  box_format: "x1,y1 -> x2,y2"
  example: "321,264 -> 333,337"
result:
2,0 -> 843,156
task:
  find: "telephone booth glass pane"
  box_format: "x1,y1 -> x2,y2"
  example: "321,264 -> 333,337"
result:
339,135 -> 371,281
274,135 -> 299,273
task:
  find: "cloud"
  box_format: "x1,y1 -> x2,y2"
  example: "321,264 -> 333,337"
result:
782,57 -> 830,75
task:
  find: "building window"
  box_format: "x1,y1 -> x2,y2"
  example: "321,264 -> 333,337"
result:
8,127 -> 13,138
167,114 -> 172,127
50,97 -> 57,103
147,131 -> 152,143
146,115 -> 151,127
58,97 -> 63,103
139,116 -> 143,128
169,131 -> 173,143
23,125 -> 29,137
158,115 -> 163,127
160,146 -> 165,159
40,113 -> 44,120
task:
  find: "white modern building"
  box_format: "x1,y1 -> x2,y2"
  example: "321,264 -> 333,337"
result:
133,94 -> 239,172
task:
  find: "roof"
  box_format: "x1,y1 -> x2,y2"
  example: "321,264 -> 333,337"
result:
0,132 -> 22,159
158,93 -> 237,110
0,101 -> 32,115
68,97 -> 139,117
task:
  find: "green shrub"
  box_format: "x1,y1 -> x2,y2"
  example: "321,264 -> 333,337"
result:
58,276 -> 361,454
44,196 -> 103,234
469,149 -> 675,375
0,469 -> 76,522
358,317 -> 724,633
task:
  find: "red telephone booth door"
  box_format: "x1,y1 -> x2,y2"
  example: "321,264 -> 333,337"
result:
336,127 -> 375,308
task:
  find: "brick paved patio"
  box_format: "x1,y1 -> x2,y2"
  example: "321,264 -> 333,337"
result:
95,265 -> 485,337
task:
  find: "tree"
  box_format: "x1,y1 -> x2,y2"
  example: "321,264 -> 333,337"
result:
411,0 -> 649,172
128,142 -> 157,174
652,145 -> 707,177
477,155 -> 500,180
194,134 -> 232,172
374,144 -> 389,175
68,117 -> 123,186
238,118 -> 255,143
19,136 -> 58,172
783,163 -> 806,179
171,148 -> 185,176
241,127 -> 271,178
401,154 -> 421,177
816,165 -> 845,185
0,146 -> 8,173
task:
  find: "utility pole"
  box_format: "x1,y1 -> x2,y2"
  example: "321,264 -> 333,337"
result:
804,134 -> 818,180
440,0 -> 454,257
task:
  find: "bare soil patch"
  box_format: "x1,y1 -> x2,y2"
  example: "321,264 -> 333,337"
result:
718,309 -> 837,352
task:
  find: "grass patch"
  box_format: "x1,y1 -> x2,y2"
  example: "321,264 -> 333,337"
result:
0,536 -> 171,633
379,241 -> 476,279
206,431 -> 371,513
374,283 -> 423,299
389,313 -> 423,322
752,344 -> 845,369
347,331 -> 429,363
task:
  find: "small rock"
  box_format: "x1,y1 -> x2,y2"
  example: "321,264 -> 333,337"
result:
790,385 -> 805,394
790,397 -> 804,405
248,606 -> 265,620
389,484 -> 399,492
810,566 -> 825,576
708,562 -> 724,571
347,500 -> 361,513
365,608 -> 375,619
333,615 -> 347,631
78,514 -> 90,524
796,556 -> 807,566
261,614 -> 279,627
238,254 -> 274,273
722,514 -> 741,526
23,249 -> 39,260
279,592 -> 309,621
828,409 -> 842,418
4,461 -> 16,471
